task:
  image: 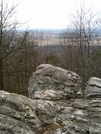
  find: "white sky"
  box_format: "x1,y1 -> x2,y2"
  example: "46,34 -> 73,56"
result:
6,0 -> 101,29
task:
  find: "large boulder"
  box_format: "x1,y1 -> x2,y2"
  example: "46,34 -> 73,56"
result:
85,77 -> 101,98
0,90 -> 40,134
28,64 -> 82,99
0,90 -> 60,134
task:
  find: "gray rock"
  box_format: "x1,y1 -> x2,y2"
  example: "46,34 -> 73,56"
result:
55,97 -> 101,134
54,128 -> 62,134
72,99 -> 89,109
85,77 -> 101,98
0,90 -> 61,134
1,71 -> 101,134
28,64 -> 81,99
0,90 -> 41,134
35,99 -> 60,125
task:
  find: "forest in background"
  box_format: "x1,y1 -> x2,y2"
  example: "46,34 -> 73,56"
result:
0,1 -> 101,96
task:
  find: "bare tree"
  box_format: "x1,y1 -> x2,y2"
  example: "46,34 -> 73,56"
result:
61,3 -> 101,84
0,0 -> 38,95
0,0 -> 20,90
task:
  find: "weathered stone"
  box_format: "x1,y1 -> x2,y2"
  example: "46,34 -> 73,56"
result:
0,114 -> 36,134
72,99 -> 89,109
35,100 -> 60,125
85,77 -> 101,98
1,71 -> 101,134
0,90 -> 60,134
28,64 -> 81,100
54,95 -> 101,134
0,90 -> 41,134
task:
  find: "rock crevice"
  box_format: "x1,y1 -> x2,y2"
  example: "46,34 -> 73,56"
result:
0,64 -> 101,134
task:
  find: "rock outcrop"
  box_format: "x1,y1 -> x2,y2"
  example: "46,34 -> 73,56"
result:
85,77 -> 101,98
28,64 -> 82,99
0,64 -> 101,134
0,90 -> 40,134
0,90 -> 60,134
54,76 -> 101,134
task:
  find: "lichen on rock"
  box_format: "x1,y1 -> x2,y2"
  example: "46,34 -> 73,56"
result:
28,64 -> 82,100
1,64 -> 101,134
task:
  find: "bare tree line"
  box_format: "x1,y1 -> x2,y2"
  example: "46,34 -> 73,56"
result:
60,4 -> 101,84
0,1 -> 101,95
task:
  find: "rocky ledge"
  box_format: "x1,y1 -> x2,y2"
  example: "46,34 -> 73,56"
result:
0,64 -> 101,134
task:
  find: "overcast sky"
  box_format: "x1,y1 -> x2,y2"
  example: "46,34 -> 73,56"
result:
6,0 -> 101,29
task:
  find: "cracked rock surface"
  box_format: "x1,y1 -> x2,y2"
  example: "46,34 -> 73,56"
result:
28,64 -> 82,100
0,64 -> 101,134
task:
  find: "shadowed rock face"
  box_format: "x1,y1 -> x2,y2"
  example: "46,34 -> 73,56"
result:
28,64 -> 82,99
0,65 -> 101,134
